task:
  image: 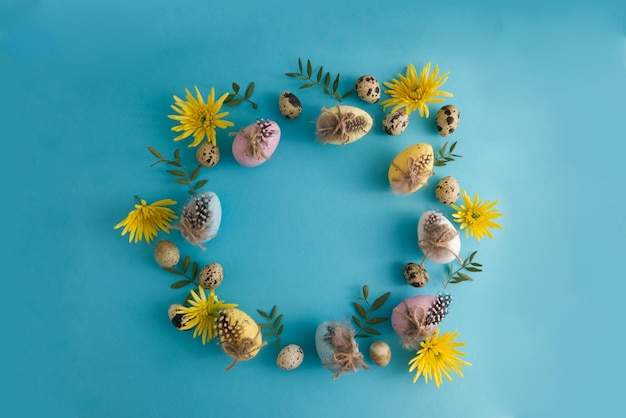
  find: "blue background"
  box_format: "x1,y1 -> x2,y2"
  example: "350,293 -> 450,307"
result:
2,0 -> 625,417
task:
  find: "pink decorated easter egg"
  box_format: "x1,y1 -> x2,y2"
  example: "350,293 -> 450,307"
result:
231,119 -> 281,167
391,294 -> 452,350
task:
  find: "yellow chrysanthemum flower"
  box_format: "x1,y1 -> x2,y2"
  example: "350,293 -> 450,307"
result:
408,328 -> 471,388
451,190 -> 503,240
168,86 -> 234,147
381,62 -> 453,118
113,197 -> 178,244
175,287 -> 238,344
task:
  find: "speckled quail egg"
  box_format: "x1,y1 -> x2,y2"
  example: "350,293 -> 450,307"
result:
435,176 -> 461,205
435,105 -> 460,137
278,91 -> 302,119
196,141 -> 220,167
154,240 -> 180,268
369,340 -> 391,367
198,262 -> 224,289
168,303 -> 189,330
403,262 -> 429,288
355,75 -> 381,104
382,110 -> 410,136
276,344 -> 304,370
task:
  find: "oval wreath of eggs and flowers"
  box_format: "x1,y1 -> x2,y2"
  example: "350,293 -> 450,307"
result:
113,57 -> 503,386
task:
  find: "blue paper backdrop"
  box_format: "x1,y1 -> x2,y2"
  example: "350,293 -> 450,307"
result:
2,0 -> 625,417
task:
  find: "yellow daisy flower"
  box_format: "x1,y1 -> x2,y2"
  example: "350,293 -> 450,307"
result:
408,328 -> 471,388
451,190 -> 503,240
168,86 -> 234,147
381,62 -> 453,118
114,197 -> 178,244
175,287 -> 238,345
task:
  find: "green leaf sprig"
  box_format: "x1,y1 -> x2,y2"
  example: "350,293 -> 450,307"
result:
443,251 -> 483,288
285,58 -> 353,102
224,82 -> 258,110
147,146 -> 207,195
163,255 -> 199,289
257,306 -> 284,347
352,285 -> 391,339
434,141 -> 462,167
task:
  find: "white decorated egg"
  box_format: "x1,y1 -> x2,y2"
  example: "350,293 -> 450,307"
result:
232,119 -> 281,167
315,321 -> 368,379
174,191 -> 222,250
277,344 -> 304,370
417,211 -> 461,264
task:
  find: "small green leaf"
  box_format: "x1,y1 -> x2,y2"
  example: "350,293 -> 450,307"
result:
465,267 -> 482,272
166,161 -> 182,167
224,93 -> 236,103
257,309 -> 269,318
251,102 -> 258,110
324,72 -> 331,87
341,90 -> 353,99
273,314 -> 283,327
166,170 -> 186,177
259,323 -> 271,329
276,324 -> 284,335
469,251 -> 477,262
332,74 -> 340,92
450,141 -> 458,153
306,59 -> 312,77
163,267 -> 183,276
441,142 -> 448,155
245,82 -> 254,98
146,145 -> 164,160
333,92 -> 341,101
471,263 -> 483,267
298,83 -> 316,89
353,302 -> 367,319
366,317 -> 388,325
194,179 -> 208,190
457,272 -> 474,281
190,262 -> 198,280
363,328 -> 381,336
352,315 -> 362,328
316,66 -> 323,83
285,72 -> 299,77
232,82 -> 240,93
298,57 -> 303,73
362,285 -> 369,299
228,97 -> 244,106
182,256 -> 190,273
371,292 -> 391,311
270,305 -> 277,320
190,165 -> 201,181
174,149 -> 181,162
170,280 -> 190,289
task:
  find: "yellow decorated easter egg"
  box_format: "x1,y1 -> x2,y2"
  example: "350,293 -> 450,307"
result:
388,143 -> 434,194
316,105 -> 373,145
217,308 -> 264,370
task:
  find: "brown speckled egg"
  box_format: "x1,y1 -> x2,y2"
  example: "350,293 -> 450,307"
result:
369,340 -> 391,367
435,176 -> 461,205
382,110 -> 409,136
435,105 -> 460,137
196,141 -> 220,167
168,303 -> 189,330
198,262 -> 224,289
277,344 -> 304,370
355,75 -> 381,104
154,240 -> 180,268
403,262 -> 429,287
278,91 -> 302,119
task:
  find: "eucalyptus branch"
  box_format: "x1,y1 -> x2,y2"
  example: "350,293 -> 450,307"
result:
352,285 -> 390,339
434,141 -> 462,167
442,251 -> 483,288
285,57 -> 353,102
224,82 -> 258,110
163,255 -> 199,290
257,306 -> 284,347
147,146 -> 207,195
